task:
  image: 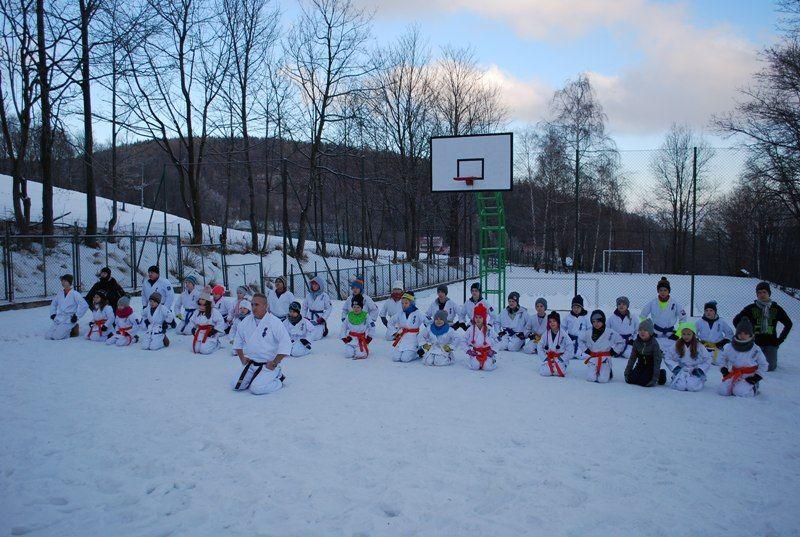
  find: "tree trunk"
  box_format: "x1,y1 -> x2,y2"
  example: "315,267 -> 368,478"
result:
107,47 -> 118,235
36,0 -> 53,235
80,0 -> 97,241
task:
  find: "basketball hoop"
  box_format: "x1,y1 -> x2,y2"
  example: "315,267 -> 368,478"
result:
453,176 -> 480,186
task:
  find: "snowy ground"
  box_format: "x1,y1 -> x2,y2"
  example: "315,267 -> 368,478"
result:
1,282 -> 799,536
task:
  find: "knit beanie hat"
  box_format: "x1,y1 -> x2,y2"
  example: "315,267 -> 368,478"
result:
735,317 -> 754,338
756,281 -> 771,295
289,301 -> 302,313
508,291 -> 520,302
473,303 -> 488,319
535,297 -> 547,309
100,266 -> 111,277
616,296 -> 630,307
392,280 -> 404,291
657,276 -> 670,292
704,301 -> 717,312
676,321 -> 697,335
638,318 -> 655,336
118,295 -> 131,309
239,299 -> 252,312
184,275 -> 198,286
571,295 -> 584,307
212,284 -> 225,296
433,310 -> 448,323
352,294 -> 364,308
402,291 -> 415,302
471,282 -> 481,292
237,285 -> 250,296
351,276 -> 365,292
198,291 -> 212,303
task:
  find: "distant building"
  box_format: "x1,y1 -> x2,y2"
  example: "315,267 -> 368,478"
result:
419,235 -> 449,255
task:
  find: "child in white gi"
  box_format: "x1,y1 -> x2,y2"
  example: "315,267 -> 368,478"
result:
718,318 -> 768,398
86,291 -> 115,342
420,310 -> 460,366
106,295 -> 138,346
390,291 -> 425,363
696,301 -> 733,365
563,295 -> 589,355
380,281 -> 405,340
523,298 -> 549,354
664,321 -> 711,392
303,276 -> 332,341
176,275 -> 201,335
464,303 -> 498,371
267,276 -> 295,321
496,291 -> 528,352
191,291 -> 228,354
340,294 -> 376,359
425,284 -> 459,327
140,291 -> 174,351
283,301 -> 314,357
639,277 -> 687,351
537,311 -> 574,377
46,274 -> 88,340
608,296 -> 636,359
579,309 -> 625,383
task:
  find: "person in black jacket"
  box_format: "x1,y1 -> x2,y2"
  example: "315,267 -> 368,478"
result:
85,266 -> 127,310
624,319 -> 667,387
733,281 -> 793,372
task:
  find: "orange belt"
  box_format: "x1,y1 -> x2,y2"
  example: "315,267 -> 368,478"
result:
585,350 -> 612,377
349,331 -> 371,356
193,324 -> 214,353
392,327 -> 420,347
87,319 -> 106,339
117,326 -> 133,344
723,365 -> 758,395
546,350 -> 565,377
473,345 -> 492,368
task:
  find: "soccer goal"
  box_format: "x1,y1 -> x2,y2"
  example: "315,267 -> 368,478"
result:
602,249 -> 644,273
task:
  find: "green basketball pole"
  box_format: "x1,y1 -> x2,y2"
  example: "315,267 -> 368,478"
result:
476,192 -> 507,312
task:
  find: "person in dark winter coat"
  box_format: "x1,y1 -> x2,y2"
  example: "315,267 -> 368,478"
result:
85,266 -> 127,309
624,319 -> 665,387
732,281 -> 793,371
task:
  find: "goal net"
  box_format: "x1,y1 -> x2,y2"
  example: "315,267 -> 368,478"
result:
602,250 -> 644,274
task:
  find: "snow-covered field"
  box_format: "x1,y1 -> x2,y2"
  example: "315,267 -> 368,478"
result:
1,281 -> 799,536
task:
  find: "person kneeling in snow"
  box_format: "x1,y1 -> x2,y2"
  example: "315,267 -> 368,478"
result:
229,300 -> 252,356
465,303 -> 498,371
459,282 -> 495,330
176,275 -> 201,335
537,311 -> 573,377
191,292 -> 227,355
283,301 -> 314,357
609,296 -> 636,359
624,319 -> 665,387
140,292 -> 174,351
232,293 -> 290,395
718,318 -> 768,398
696,301 -> 733,365
106,296 -> 138,346
523,298 -> 549,354
579,310 -> 625,383
424,285 -> 459,328
497,291 -> 528,352
341,294 -> 375,359
391,291 -> 425,363
302,276 -> 332,341
86,291 -> 115,342
420,310 -> 459,366
380,281 -> 405,340
46,274 -> 88,340
664,321 -> 710,392
563,295 -> 589,354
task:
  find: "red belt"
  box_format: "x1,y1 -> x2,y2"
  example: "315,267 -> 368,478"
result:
87,319 -> 106,339
472,345 -> 491,368
349,331 -> 370,356
117,326 -> 133,344
722,365 -> 758,396
585,350 -> 612,376
546,350 -> 565,377
193,324 -> 214,353
392,327 -> 420,347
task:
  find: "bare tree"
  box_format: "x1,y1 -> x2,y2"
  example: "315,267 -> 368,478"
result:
0,0 -> 38,232
649,123 -> 715,273
222,0 -> 279,250
283,0 -> 374,258
119,0 -> 230,242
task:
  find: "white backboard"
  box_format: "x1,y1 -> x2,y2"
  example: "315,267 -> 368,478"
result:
430,133 -> 513,192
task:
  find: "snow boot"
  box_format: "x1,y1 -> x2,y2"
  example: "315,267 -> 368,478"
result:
163,335 -> 170,347
658,369 -> 667,385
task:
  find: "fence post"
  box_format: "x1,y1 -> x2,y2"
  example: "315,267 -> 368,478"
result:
402,262 -> 406,288
259,256 -> 265,293
42,236 -> 48,297
690,146 -> 697,317
574,147 -> 580,299
221,242 -> 229,291
131,225 -> 137,290
290,264 -> 295,293
4,228 -> 11,301
104,236 -> 109,269
73,231 -> 81,290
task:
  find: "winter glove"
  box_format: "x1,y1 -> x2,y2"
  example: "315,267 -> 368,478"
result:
422,344 -> 432,352
516,332 -> 526,340
443,344 -> 453,354
161,321 -> 169,331
50,314 -> 56,320
191,327 -> 196,335
224,326 -> 231,335
100,325 -> 108,332
672,366 -> 682,375
417,348 -> 425,357
316,318 -> 325,325
717,338 -> 730,348
144,319 -> 151,327
89,321 -> 95,326
208,328 -> 218,337
70,314 -> 78,323
504,328 -> 515,336
300,338 -> 311,349
691,368 -> 705,379
745,374 -> 762,385
720,367 -> 729,377
170,320 -> 177,329
365,336 -> 372,344
342,336 -> 352,344
381,316 -> 388,326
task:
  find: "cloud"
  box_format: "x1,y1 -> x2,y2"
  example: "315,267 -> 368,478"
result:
362,0 -> 765,135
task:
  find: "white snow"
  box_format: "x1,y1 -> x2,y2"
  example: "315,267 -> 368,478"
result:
1,281 -> 799,536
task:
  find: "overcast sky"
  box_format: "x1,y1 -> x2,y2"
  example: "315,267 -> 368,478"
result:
340,0 -> 778,148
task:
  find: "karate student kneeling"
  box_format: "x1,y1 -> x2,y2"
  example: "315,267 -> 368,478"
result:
537,311 -> 573,377
420,310 -> 459,366
341,294 -> 376,359
465,303 -> 498,371
86,291 -> 115,342
46,274 -> 88,340
191,292 -> 227,354
283,301 -> 314,357
390,291 -> 425,363
579,310 -> 625,383
496,291 -> 528,352
106,296 -> 138,346
140,292 -> 174,351
718,318 -> 769,398
664,321 -> 711,392
232,293 -> 291,395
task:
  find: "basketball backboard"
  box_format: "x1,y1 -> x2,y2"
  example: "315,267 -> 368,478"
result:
430,133 -> 513,192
